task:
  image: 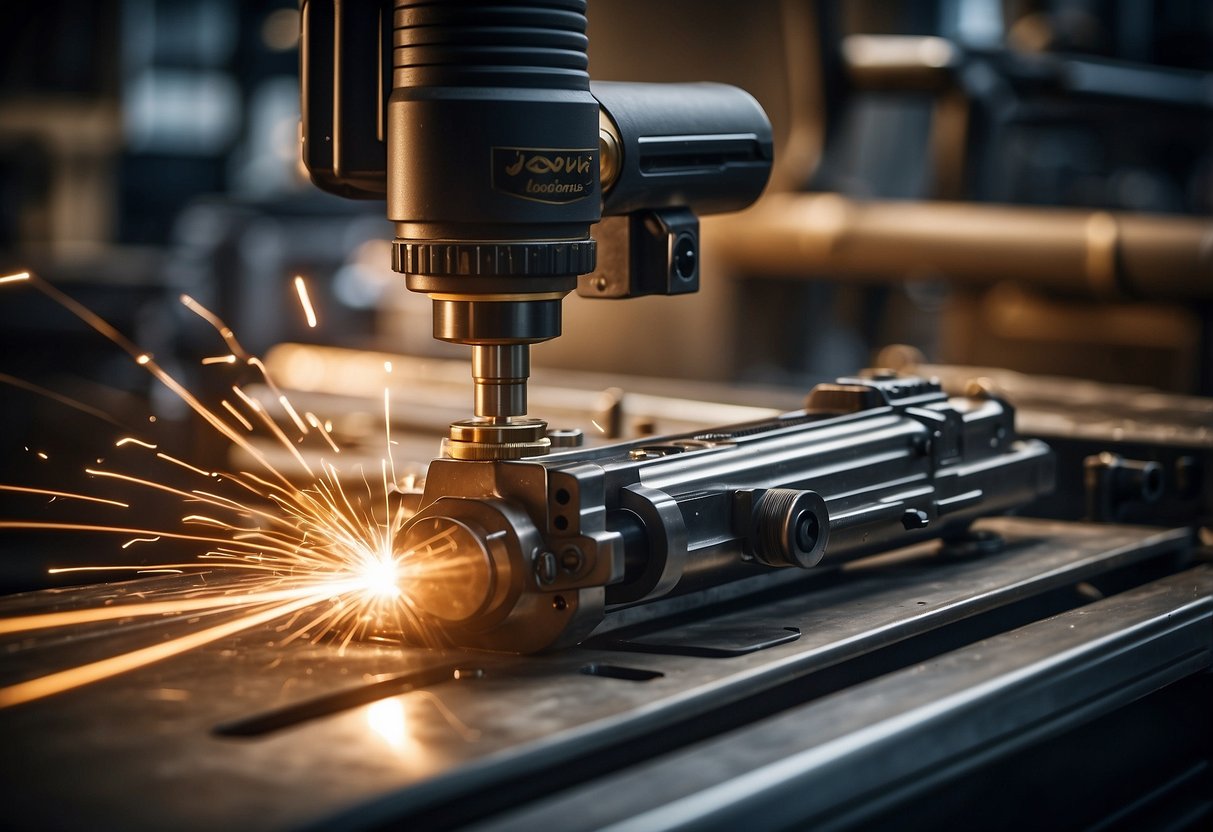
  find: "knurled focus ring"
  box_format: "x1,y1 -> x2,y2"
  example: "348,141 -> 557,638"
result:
394,240 -> 596,277
444,418 -> 552,461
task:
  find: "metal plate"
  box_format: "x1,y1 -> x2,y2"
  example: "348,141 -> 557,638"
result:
478,566 -> 1213,831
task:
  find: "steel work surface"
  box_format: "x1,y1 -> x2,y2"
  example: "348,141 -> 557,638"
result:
0,518 -> 1200,830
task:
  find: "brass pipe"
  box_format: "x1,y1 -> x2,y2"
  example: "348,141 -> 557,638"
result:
721,193 -> 1213,300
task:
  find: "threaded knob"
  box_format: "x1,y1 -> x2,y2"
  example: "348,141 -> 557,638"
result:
749,488 -> 829,568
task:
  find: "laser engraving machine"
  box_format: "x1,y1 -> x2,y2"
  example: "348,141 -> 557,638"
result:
300,0 -> 1054,651
302,0 -> 774,458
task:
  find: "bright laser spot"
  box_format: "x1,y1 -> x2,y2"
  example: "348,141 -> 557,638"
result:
355,553 -> 402,600
0,271 -> 31,284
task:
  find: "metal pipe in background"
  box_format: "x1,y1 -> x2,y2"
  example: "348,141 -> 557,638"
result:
718,193 -> 1213,300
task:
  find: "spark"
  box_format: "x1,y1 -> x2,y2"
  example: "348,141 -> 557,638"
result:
294,276 -> 319,328
155,452 -> 213,478
0,592 -> 331,708
181,295 -> 242,355
279,395 -> 309,434
116,437 -> 158,449
0,273 -> 459,708
0,484 -> 128,509
306,412 -> 341,453
0,585 -> 336,634
221,399 -> 254,431
0,271 -> 30,284
121,536 -> 161,548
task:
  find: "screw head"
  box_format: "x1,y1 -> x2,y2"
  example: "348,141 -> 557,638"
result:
534,551 -> 558,585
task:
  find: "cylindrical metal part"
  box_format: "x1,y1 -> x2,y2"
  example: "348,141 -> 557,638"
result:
396,516 -> 499,624
724,194 -> 1213,300
431,298 -> 562,345
592,81 -> 774,216
748,488 -> 830,569
388,0 -> 600,278
472,344 -> 529,420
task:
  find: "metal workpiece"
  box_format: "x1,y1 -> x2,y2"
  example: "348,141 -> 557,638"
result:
0,520 -> 1200,831
398,374 -> 1055,650
725,193 -> 1213,300
399,458 -> 619,651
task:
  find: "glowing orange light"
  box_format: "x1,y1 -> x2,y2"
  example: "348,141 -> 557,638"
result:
366,697 -> 409,749
355,553 -> 402,601
115,437 -> 157,449
0,273 -> 447,709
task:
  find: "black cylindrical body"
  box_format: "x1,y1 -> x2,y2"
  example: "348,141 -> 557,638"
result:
388,0 -> 601,304
593,81 -> 774,216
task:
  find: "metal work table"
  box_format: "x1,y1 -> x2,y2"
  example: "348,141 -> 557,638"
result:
0,517 -> 1208,830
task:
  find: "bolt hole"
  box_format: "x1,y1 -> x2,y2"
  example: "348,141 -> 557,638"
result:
552,595 -> 567,611
555,488 -> 571,505
794,512 -> 819,552
554,515 -> 569,531
672,235 -> 696,281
